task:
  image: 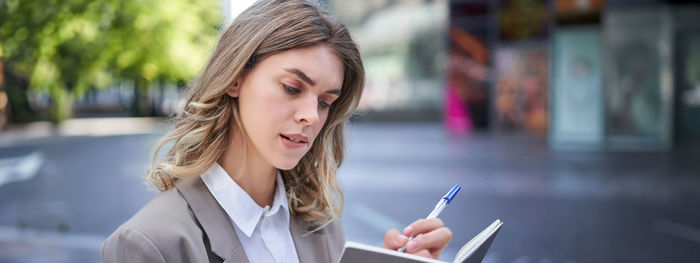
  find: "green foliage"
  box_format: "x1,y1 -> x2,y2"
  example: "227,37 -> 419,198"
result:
0,0 -> 222,121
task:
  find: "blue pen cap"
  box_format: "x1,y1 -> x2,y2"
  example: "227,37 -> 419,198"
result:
443,184 -> 461,204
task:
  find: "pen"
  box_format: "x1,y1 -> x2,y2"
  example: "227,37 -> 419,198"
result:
398,184 -> 461,253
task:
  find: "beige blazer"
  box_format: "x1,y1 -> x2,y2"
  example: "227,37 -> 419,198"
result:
101,177 -> 345,263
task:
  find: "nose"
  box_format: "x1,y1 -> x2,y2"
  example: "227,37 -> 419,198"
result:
294,96 -> 320,125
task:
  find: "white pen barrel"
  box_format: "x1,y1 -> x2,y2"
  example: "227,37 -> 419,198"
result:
427,200 -> 447,219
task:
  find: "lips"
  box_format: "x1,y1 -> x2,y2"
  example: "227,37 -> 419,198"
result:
280,133 -> 309,144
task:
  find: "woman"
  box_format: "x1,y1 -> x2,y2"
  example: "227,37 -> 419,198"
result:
101,0 -> 452,262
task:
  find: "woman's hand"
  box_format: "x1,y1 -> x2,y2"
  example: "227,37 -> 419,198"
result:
382,218 -> 452,259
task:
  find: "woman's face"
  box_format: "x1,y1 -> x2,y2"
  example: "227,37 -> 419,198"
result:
231,45 -> 343,170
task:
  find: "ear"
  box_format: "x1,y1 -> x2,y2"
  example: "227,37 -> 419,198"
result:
225,79 -> 240,98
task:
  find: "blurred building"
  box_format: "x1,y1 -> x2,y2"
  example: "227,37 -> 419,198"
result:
333,0 -> 700,151
329,0 -> 448,121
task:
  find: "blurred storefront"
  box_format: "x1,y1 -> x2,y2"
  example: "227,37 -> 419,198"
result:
327,0 -> 700,150
551,0 -> 700,150
363,0 -> 698,150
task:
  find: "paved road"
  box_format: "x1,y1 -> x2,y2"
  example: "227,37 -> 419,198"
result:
0,122 -> 699,262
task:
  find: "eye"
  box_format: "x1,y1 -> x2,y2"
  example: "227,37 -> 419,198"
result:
283,84 -> 300,94
319,100 -> 331,109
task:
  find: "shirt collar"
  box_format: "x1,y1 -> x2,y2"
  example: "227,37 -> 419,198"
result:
201,162 -> 289,238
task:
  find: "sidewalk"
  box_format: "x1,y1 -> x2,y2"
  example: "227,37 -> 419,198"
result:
0,117 -> 171,146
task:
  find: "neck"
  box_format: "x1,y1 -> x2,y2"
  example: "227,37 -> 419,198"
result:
218,130 -> 277,208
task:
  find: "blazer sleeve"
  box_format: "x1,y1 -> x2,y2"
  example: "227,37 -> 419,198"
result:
101,226 -> 167,263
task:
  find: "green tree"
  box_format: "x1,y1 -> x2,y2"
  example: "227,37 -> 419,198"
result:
0,0 -> 222,122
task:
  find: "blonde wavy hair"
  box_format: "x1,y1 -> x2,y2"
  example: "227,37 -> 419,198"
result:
146,0 -> 364,228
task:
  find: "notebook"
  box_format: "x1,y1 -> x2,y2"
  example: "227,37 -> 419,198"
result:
338,219 -> 502,263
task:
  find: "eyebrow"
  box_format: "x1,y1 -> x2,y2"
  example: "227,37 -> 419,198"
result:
285,68 -> 316,86
326,89 -> 341,95
284,67 -> 341,95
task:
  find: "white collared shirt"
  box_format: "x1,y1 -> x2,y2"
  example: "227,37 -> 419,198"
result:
201,163 -> 300,263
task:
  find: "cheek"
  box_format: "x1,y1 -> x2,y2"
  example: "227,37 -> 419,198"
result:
249,87 -> 289,119
265,94 -> 295,122
239,88 -> 287,137
313,113 -> 330,136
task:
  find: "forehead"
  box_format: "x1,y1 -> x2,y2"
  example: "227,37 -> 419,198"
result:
253,45 -> 344,89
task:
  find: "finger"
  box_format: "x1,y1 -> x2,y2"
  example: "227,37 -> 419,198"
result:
429,238 -> 448,260
403,218 -> 444,237
382,229 -> 408,250
406,227 -> 452,256
413,249 -> 432,259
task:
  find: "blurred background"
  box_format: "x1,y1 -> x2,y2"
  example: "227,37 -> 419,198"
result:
1,0 -> 699,262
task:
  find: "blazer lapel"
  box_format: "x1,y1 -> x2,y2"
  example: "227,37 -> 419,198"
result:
290,216 -> 330,263
176,177 -> 249,263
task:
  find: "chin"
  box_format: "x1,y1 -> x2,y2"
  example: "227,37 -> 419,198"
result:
274,158 -> 302,170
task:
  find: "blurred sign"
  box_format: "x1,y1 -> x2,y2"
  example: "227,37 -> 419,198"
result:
494,46 -> 549,133
551,26 -> 603,147
604,8 -> 673,149
555,0 -> 603,14
499,0 -> 550,41
447,1 -> 494,131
